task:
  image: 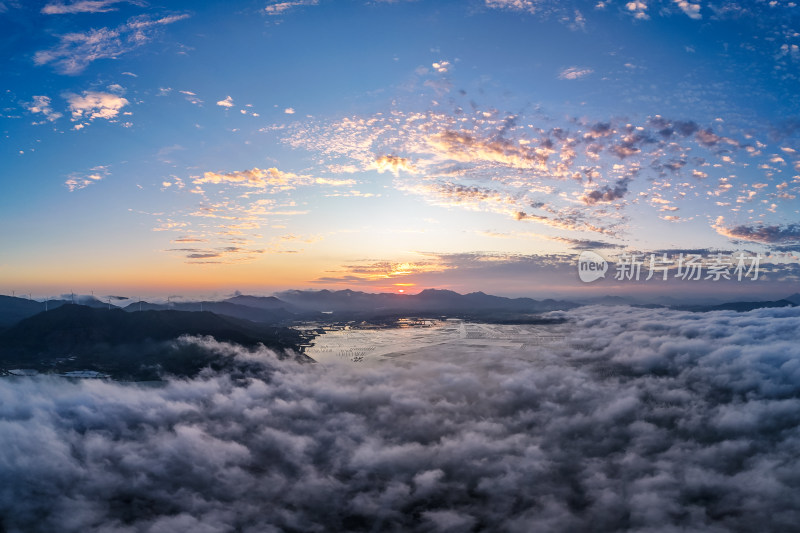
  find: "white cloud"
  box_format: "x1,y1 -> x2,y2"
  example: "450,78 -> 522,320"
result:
41,0 -> 138,14
24,95 -> 62,123
216,96 -> 234,108
194,167 -> 351,190
67,91 -> 129,122
625,0 -> 648,19
106,83 -> 125,94
484,0 -> 539,15
431,60 -> 450,73
64,165 -> 109,191
673,0 -> 701,19
284,107 -> 295,114
180,90 -> 202,105
34,13 -> 189,74
265,0 -> 318,16
484,0 -> 590,29
558,66 -> 594,79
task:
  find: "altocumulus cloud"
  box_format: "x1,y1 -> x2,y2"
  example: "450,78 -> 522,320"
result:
67,91 -> 129,123
1,306 -> 799,532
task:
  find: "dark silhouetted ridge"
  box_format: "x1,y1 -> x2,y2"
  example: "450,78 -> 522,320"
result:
0,304 -> 304,379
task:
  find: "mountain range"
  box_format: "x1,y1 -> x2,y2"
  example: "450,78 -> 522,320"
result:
101,289 -> 581,325
274,288 -> 578,315
1,290 -> 798,332
0,294 -> 110,327
122,299 -> 302,324
0,304 -> 306,380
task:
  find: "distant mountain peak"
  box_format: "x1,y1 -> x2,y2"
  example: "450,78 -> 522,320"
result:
418,288 -> 458,295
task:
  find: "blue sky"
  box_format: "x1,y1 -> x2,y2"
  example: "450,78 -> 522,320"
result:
1,0 -> 799,299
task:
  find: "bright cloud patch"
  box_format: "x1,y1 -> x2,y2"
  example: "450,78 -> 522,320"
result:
673,0 -> 701,19
432,60 -> 450,73
24,95 -> 62,123
67,91 -> 129,122
196,167 -> 315,190
625,1 -> 649,19
371,155 -> 416,175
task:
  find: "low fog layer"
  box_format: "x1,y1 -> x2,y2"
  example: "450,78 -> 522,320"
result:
1,306 -> 799,532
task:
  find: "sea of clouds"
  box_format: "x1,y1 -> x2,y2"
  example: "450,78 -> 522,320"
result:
1,305 -> 799,532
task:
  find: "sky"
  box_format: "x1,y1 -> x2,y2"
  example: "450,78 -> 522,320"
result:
1,0 -> 799,299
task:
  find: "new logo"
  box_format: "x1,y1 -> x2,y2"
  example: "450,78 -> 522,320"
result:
578,251 -> 607,283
